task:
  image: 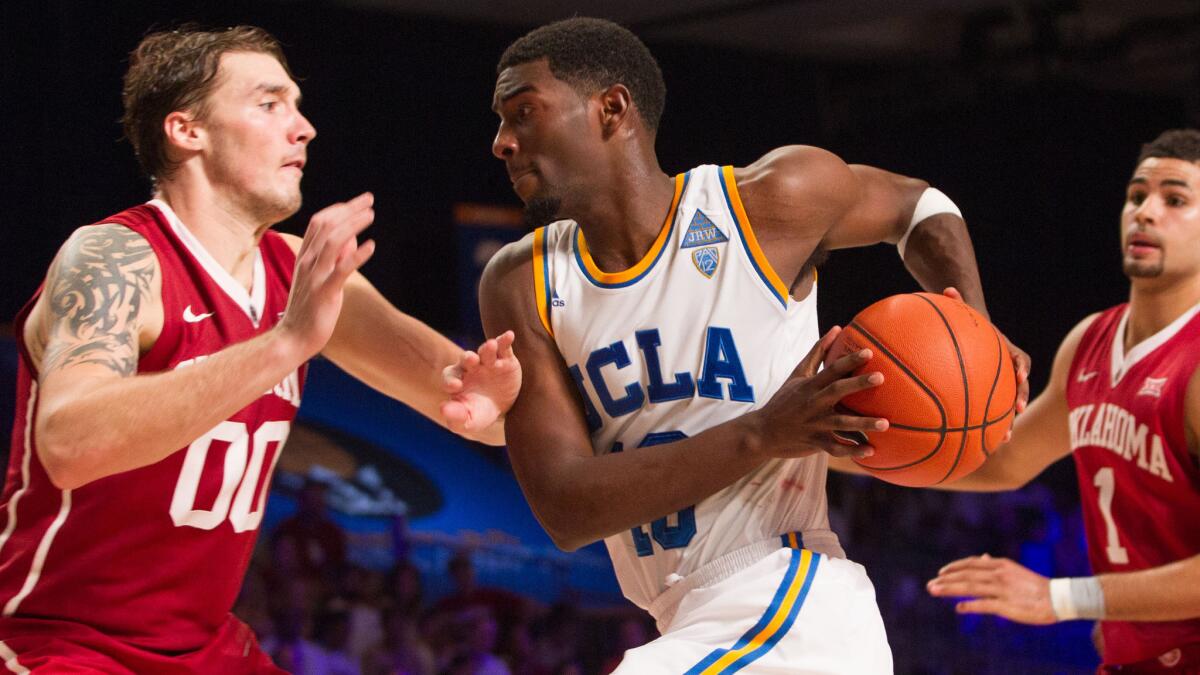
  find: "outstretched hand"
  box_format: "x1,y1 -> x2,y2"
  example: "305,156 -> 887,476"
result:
441,330 -> 521,435
927,554 -> 1058,625
942,287 -> 1031,429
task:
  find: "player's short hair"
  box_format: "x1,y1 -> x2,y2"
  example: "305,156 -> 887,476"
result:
1137,129 -> 1200,166
497,17 -> 666,133
122,25 -> 294,184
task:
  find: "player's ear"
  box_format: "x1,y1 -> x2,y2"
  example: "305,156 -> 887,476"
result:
597,83 -> 633,139
163,110 -> 205,155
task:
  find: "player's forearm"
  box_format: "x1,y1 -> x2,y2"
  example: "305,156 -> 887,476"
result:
1097,555 -> 1200,621
36,330 -> 306,489
901,214 -> 987,315
517,416 -> 768,551
324,290 -> 481,437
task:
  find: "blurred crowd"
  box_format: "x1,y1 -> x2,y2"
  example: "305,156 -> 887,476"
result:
237,480 -> 656,675
240,473 -> 1095,675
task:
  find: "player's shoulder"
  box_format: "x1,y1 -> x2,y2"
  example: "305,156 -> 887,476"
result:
1047,311 -> 1105,389
480,229 -> 541,303
274,230 -> 303,253
54,221 -> 157,274
733,145 -> 857,210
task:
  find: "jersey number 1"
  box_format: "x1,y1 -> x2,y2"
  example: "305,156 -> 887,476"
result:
1093,467 -> 1129,565
170,420 -> 291,532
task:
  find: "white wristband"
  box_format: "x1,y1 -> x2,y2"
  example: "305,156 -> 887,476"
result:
1049,576 -> 1105,621
897,187 -> 962,258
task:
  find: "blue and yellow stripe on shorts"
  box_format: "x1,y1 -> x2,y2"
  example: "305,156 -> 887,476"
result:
685,535 -> 820,674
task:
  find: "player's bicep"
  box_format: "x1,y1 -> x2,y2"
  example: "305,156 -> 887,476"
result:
38,224 -> 158,384
478,242 -> 595,470
823,165 -> 927,250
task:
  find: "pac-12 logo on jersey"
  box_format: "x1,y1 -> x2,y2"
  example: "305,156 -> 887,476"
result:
692,247 -> 720,278
680,210 -> 729,249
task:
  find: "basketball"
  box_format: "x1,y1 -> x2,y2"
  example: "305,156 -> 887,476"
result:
826,292 -> 1017,487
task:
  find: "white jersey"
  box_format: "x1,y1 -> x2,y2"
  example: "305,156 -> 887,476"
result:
532,164 -> 844,613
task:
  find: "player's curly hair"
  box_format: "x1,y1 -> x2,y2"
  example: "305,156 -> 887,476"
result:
122,25 -> 295,184
1137,129 -> 1200,165
497,17 -> 666,133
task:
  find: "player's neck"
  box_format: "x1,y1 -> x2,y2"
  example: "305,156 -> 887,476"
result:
573,164 -> 675,273
154,181 -> 271,290
1125,275 -> 1200,349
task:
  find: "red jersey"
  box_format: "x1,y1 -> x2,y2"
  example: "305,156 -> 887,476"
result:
1067,303 -> 1200,666
0,201 -> 304,657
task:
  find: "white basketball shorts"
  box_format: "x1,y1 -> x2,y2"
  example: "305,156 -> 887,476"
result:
613,541 -> 893,674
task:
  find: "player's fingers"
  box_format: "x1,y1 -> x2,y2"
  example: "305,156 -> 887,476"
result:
955,599 -> 1005,616
806,348 -> 872,392
928,569 -> 1002,595
938,555 -> 1004,575
477,338 -> 499,368
332,239 -> 376,283
823,437 -> 875,460
494,330 -> 516,358
442,364 -> 464,393
942,287 -> 963,302
458,351 -> 481,372
792,326 -> 841,378
817,371 -> 884,407
826,414 -> 888,434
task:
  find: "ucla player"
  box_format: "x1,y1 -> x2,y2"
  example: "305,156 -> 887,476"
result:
927,130 -> 1200,672
481,18 -> 1027,672
0,26 -> 518,672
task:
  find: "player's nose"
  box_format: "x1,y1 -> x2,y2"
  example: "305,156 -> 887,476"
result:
293,111 -> 316,145
492,125 -> 516,160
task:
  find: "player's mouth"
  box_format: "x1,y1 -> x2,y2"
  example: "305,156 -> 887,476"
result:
282,158 -> 306,175
1126,233 -> 1161,257
509,167 -> 538,198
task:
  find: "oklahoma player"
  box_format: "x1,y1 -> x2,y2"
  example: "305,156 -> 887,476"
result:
0,26 -> 519,673
925,129 -> 1200,672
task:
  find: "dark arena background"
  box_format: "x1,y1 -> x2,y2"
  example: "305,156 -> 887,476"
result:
2,1 -> 1198,673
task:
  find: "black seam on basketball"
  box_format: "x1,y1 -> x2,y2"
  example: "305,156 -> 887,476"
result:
846,321 -> 948,432
830,345 -> 950,473
838,325 -> 948,472
912,294 -> 969,485
980,324 -> 1005,457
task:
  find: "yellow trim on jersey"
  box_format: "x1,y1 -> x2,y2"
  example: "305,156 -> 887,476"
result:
532,227 -> 553,337
576,173 -> 685,284
720,165 -> 791,303
698,549 -> 816,674
786,531 -> 801,549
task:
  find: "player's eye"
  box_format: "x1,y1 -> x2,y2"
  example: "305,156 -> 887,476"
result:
1127,191 -> 1146,206
260,101 -> 278,112
1166,194 -> 1188,208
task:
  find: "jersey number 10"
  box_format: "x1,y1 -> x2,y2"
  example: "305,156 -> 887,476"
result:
612,431 -> 698,557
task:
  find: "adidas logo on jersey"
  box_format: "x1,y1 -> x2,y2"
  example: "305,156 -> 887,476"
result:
680,210 -> 729,249
551,288 -> 565,308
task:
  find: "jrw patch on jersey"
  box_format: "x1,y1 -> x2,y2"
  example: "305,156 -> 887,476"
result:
680,209 -> 728,248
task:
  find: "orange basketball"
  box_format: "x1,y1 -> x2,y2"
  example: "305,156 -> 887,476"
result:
826,293 -> 1017,487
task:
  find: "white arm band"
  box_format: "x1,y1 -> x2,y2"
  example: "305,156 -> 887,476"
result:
1049,576 -> 1106,621
897,187 -> 962,258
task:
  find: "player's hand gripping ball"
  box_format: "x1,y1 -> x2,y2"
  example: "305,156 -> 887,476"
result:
825,293 -> 1018,487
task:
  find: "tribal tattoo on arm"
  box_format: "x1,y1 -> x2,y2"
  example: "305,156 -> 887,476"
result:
40,224 -> 157,378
